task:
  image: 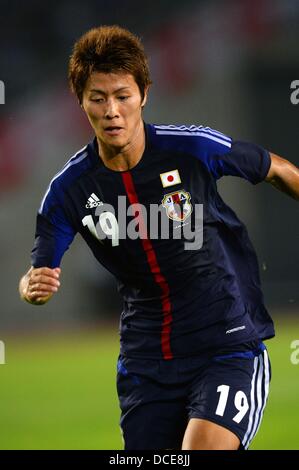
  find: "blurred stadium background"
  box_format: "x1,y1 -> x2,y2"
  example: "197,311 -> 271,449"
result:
0,0 -> 298,449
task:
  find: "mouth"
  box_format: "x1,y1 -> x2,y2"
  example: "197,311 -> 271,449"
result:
104,126 -> 123,136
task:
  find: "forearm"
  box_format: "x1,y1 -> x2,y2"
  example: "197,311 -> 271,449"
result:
266,153 -> 299,200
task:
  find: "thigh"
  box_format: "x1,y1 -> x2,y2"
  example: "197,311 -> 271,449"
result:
187,346 -> 271,449
117,355 -> 188,450
182,417 -> 241,450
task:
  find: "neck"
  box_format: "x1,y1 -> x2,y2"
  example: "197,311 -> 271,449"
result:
97,120 -> 145,171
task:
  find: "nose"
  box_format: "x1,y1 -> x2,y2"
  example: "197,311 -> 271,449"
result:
105,98 -> 119,119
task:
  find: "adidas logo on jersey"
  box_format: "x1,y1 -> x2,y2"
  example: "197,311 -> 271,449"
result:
86,193 -> 103,209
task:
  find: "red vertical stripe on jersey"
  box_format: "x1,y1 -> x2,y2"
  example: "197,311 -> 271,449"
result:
122,171 -> 173,360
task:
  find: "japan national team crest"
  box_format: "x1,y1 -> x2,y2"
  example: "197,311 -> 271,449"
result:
162,190 -> 193,222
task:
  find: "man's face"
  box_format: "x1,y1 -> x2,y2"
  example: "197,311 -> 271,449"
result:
82,72 -> 147,151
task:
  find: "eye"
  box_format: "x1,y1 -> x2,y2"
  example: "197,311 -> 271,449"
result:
90,97 -> 104,103
118,96 -> 129,101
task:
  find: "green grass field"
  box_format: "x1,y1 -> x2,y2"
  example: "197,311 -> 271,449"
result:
0,316 -> 298,450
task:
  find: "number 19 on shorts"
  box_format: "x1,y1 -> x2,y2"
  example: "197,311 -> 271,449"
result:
216,385 -> 249,423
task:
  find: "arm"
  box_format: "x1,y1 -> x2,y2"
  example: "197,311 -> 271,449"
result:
19,266 -> 61,305
265,153 -> 299,200
23,177 -> 76,306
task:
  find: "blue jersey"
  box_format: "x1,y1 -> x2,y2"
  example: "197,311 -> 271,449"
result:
31,123 -> 275,359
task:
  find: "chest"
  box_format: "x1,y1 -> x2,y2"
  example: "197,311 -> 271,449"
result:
66,151 -> 214,247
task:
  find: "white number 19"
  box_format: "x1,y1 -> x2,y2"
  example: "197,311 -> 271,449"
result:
216,385 -> 249,424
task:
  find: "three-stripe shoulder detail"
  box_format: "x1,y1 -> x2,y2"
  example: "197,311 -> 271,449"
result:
154,124 -> 232,148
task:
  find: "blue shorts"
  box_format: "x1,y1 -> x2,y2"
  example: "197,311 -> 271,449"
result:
116,341 -> 271,450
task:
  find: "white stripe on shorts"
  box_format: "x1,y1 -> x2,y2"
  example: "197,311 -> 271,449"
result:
242,349 -> 270,449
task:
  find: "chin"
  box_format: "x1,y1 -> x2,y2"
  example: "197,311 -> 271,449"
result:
110,137 -> 129,148
109,138 -> 127,148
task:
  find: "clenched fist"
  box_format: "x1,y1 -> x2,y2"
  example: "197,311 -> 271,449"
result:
19,266 -> 61,305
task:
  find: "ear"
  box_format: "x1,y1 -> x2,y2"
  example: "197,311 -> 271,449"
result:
80,94 -> 86,110
141,86 -> 149,108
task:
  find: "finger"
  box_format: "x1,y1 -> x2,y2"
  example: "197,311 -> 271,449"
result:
28,283 -> 59,295
30,275 -> 60,288
36,269 -> 60,280
29,283 -> 59,293
28,290 -> 54,301
27,280 -> 58,296
30,292 -> 52,299
33,267 -> 61,279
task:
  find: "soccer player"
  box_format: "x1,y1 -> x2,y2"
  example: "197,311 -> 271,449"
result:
19,26 -> 299,450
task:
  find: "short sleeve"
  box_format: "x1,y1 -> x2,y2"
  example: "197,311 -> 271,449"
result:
31,182 -> 76,268
207,140 -> 271,184
151,124 -> 270,185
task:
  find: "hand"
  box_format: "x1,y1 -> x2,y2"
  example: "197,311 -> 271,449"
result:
22,267 -> 61,305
